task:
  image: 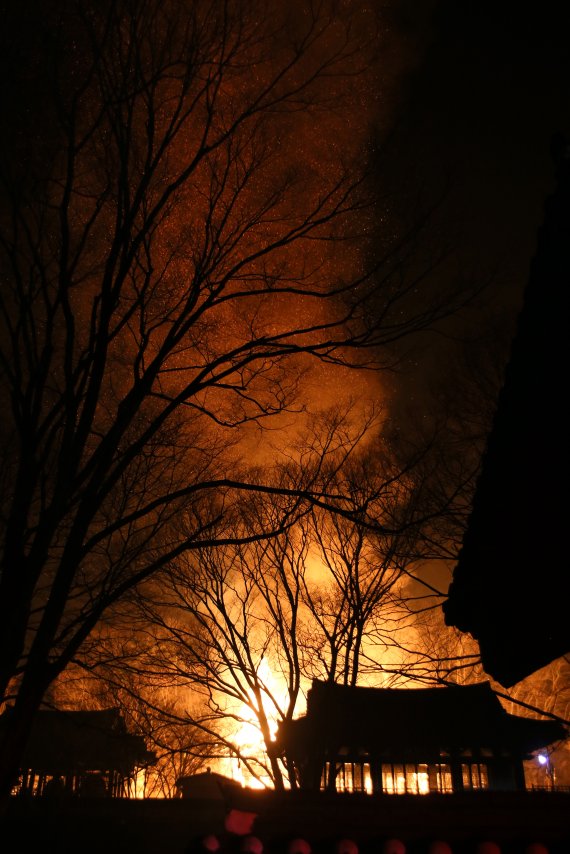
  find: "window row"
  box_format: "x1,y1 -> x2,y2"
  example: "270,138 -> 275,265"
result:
320,762 -> 489,794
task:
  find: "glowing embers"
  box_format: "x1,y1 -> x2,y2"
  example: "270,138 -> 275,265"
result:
321,761 -> 373,793
381,763 -> 452,795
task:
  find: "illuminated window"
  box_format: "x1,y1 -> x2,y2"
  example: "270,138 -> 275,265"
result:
381,763 -> 394,793
321,761 -> 372,793
382,763 -> 452,794
382,763 -> 404,793
408,763 -> 429,793
461,763 -> 489,790
429,763 -> 453,793
381,764 -> 429,794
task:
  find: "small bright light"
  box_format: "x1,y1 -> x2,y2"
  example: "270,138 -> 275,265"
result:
537,754 -> 548,766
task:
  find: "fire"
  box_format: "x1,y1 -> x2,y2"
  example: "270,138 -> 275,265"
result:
218,657 -> 294,789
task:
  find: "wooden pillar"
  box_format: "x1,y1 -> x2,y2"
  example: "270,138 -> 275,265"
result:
450,756 -> 464,793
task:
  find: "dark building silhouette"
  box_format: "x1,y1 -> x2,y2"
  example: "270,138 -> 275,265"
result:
2,706 -> 155,798
176,770 -> 245,801
274,680 -> 566,794
443,135 -> 570,687
4,687 -> 570,853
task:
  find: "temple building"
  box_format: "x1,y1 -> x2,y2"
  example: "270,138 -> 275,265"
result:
3,707 -> 155,798
274,680 -> 566,795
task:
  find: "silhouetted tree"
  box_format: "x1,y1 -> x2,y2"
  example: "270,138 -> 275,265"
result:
0,0 -> 474,804
93,410 -> 373,790
87,408 -> 454,789
299,450 -> 421,687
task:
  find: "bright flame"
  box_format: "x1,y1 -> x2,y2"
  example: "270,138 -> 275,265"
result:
218,657 -> 293,789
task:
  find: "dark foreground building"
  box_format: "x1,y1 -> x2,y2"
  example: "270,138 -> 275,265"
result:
443,137 -> 570,687
2,706 -> 155,798
274,680 -> 566,795
3,688 -> 569,853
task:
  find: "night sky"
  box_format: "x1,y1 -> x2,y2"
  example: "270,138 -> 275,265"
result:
377,0 -> 570,404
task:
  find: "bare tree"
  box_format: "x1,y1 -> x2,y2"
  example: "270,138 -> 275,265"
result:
70,317 -> 570,794
0,0 -> 473,804
107,416 -> 358,791
300,457 -> 412,686
100,408 -> 444,789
